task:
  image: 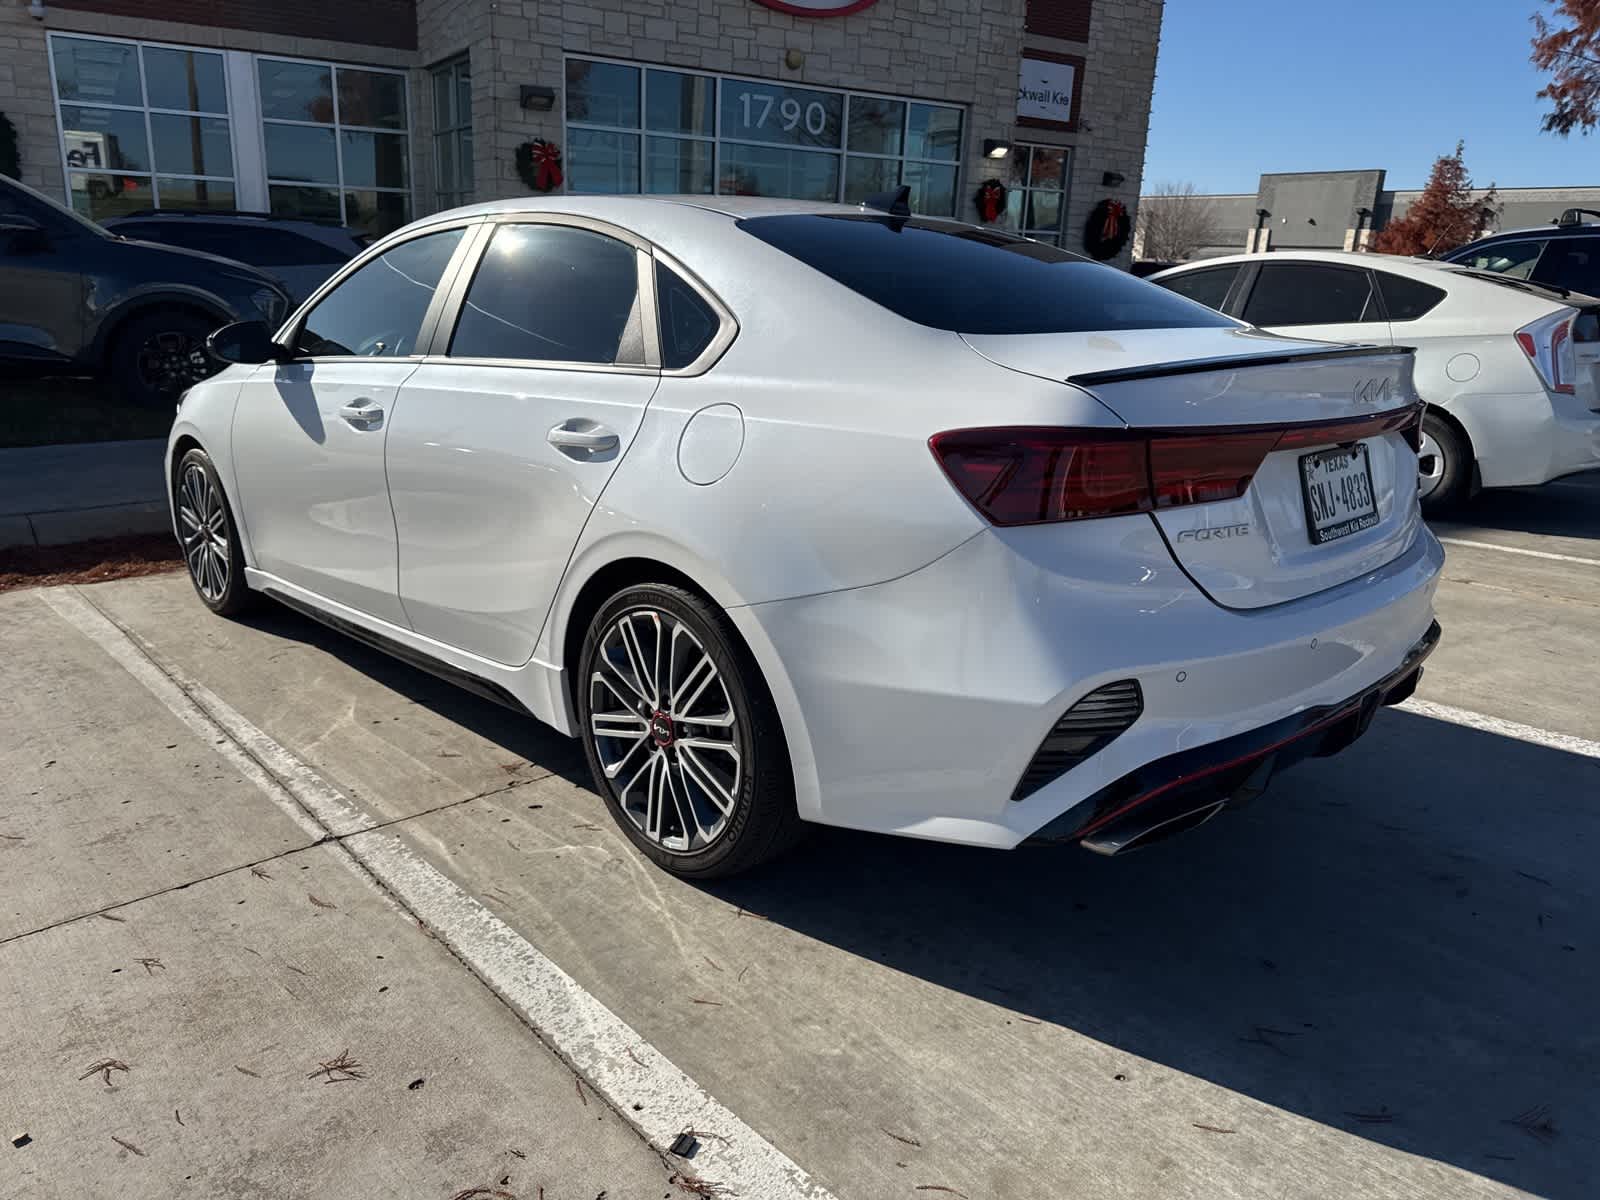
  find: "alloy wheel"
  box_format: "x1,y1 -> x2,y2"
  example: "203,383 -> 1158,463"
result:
1417,428 -> 1446,500
178,462 -> 230,602
588,609 -> 743,853
135,329 -> 211,395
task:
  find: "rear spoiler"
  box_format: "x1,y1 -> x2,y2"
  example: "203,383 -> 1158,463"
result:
1068,344 -> 1415,387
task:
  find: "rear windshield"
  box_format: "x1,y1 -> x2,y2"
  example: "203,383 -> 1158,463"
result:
737,214 -> 1236,335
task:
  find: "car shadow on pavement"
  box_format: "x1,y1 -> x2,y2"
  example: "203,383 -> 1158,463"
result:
1435,473 -> 1600,542
705,710 -> 1599,1200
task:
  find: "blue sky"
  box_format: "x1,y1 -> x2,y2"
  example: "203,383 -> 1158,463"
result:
1143,0 -> 1599,194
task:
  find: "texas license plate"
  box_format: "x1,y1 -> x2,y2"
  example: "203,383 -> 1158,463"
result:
1300,444 -> 1378,545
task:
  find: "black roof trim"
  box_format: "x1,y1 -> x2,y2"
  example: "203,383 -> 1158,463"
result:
1069,344 -> 1413,386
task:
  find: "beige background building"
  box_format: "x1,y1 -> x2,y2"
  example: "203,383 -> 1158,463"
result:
2,0 -> 1163,261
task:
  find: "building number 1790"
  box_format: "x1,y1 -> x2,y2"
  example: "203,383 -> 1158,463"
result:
737,90 -> 830,137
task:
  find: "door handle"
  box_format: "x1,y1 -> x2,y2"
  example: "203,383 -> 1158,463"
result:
547,422 -> 619,453
339,401 -> 384,428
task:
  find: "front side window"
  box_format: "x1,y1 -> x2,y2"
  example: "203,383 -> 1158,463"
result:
295,227 -> 463,357
564,58 -> 964,216
49,34 -> 235,219
449,224 -> 639,364
431,56 -> 473,212
1156,264 -> 1240,312
739,214 -> 1235,334
1452,239 -> 1545,280
1242,263 -> 1381,327
259,58 -> 411,237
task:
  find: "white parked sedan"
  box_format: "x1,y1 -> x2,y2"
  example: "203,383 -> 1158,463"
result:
170,195 -> 1442,877
1151,250 -> 1600,509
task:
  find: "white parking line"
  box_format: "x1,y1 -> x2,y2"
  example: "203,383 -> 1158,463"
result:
1397,697 -> 1600,760
1435,536 -> 1600,568
39,587 -> 836,1200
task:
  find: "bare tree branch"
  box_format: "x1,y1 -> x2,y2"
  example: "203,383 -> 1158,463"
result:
1135,182 -> 1221,262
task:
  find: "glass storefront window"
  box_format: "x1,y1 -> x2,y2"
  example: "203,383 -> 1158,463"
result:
431,56 -> 473,211
49,34 -> 235,221
565,57 -> 964,215
1006,143 -> 1072,245
259,57 -> 411,236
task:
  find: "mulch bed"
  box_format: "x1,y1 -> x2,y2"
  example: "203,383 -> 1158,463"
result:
0,533 -> 183,595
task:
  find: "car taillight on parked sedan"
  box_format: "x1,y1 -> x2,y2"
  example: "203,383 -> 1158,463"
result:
930,408 -> 1422,527
1516,309 -> 1577,395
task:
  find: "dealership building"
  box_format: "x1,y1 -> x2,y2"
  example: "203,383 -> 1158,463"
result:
0,0 -> 1162,259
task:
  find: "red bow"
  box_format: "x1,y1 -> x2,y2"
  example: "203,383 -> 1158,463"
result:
530,140 -> 563,192
1101,199 -> 1127,241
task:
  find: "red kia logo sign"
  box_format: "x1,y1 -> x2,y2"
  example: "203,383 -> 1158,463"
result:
752,0 -> 880,14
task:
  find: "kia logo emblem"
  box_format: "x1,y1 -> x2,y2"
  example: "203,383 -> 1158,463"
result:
1353,377 -> 1392,406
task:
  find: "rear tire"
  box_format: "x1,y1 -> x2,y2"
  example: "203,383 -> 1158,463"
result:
174,448 -> 253,617
1418,411 -> 1470,513
577,584 -> 803,879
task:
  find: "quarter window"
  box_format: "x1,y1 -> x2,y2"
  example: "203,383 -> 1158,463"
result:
449,224 -> 640,364
258,57 -> 411,237
1004,144 -> 1071,246
49,35 -> 236,219
1156,264 -> 1240,312
657,263 -> 719,369
1242,263 -> 1381,327
565,57 -> 964,216
295,228 -> 463,358
431,56 -> 473,211
1374,272 -> 1447,321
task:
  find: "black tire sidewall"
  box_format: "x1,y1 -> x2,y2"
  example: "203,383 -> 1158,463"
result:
1420,411 -> 1468,512
577,584 -> 791,878
112,309 -> 219,408
176,448 -> 251,616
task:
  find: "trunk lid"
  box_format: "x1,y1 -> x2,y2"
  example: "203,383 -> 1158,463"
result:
963,328 -> 1424,610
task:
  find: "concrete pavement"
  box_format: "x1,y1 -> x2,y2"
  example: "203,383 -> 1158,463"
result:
0,438 -> 168,550
3,474 -> 1597,1199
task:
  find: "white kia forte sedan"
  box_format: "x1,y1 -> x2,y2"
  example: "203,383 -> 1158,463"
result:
169,194 -> 1443,877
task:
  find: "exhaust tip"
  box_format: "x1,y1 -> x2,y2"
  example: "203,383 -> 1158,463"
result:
1080,798 -> 1228,856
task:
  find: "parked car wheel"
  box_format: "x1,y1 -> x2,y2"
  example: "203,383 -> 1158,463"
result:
1418,411 -> 1470,511
577,584 -> 802,878
174,447 -> 252,616
113,309 -> 220,408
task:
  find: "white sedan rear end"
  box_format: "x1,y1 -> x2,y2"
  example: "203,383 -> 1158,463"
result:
169,198 -> 1442,875
1151,250 -> 1600,509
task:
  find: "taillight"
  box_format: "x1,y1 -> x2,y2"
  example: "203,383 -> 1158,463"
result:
1516,310 -> 1577,395
931,407 -> 1421,527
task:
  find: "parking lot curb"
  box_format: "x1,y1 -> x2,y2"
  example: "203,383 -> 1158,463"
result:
0,499 -> 170,550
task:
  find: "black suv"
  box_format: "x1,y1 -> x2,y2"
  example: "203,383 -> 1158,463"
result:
1444,208 -> 1600,295
0,174 -> 291,406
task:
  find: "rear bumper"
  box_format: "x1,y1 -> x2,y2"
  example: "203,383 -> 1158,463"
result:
1453,390 -> 1600,488
736,515 -> 1445,849
1030,620 -> 1441,853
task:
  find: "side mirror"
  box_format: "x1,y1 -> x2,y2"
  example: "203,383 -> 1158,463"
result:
208,320 -> 284,365
0,214 -> 47,252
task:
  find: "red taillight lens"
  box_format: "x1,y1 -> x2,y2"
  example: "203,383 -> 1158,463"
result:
1553,318 -> 1575,393
1516,330 -> 1539,360
931,406 -> 1423,527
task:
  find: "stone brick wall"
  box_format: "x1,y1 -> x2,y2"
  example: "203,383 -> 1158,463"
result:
49,0 -> 417,52
1,0 -> 62,195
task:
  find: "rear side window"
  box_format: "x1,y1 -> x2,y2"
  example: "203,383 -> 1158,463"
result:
657,262 -> 719,369
450,224 -> 639,364
1374,272 -> 1446,321
1242,263 -> 1380,327
1452,239 -> 1545,279
737,214 -> 1234,334
296,227 -> 463,357
1155,265 -> 1239,313
1532,236 -> 1600,295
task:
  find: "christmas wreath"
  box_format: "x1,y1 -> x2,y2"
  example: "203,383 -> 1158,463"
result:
0,112 -> 19,179
515,140 -> 564,193
973,178 -> 1008,224
1083,198 -> 1130,260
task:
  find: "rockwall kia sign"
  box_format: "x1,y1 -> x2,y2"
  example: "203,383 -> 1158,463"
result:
752,0 -> 880,14
1018,56 -> 1077,125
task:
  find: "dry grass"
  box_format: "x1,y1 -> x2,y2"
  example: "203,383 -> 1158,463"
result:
0,533 -> 181,595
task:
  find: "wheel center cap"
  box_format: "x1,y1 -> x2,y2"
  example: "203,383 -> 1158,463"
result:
650,712 -> 675,747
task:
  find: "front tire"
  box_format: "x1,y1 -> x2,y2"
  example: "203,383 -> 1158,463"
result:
577,584 -> 802,878
174,448 -> 252,617
1418,411 -> 1471,512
